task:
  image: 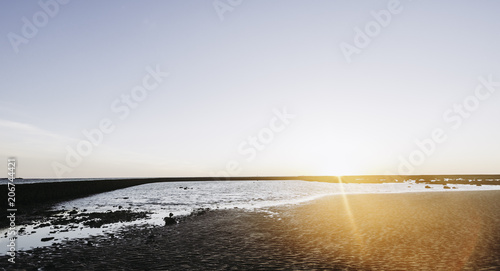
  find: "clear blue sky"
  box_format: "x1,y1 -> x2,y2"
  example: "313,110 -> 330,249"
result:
1,0 -> 499,178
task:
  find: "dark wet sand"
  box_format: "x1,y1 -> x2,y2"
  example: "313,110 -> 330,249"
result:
3,191 -> 500,270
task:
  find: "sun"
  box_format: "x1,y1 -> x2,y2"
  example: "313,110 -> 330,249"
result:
314,154 -> 360,176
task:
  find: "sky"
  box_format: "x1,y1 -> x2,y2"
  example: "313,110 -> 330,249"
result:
1,0 -> 499,178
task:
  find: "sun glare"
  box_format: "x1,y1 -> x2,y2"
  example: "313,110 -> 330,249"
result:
314,154 -> 360,176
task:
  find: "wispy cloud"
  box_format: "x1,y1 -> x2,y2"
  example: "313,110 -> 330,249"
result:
0,119 -> 72,141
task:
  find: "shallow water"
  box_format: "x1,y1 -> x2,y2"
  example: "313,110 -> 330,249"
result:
53,181 -> 500,223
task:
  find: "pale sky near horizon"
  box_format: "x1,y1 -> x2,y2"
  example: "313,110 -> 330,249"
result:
1,0 -> 500,178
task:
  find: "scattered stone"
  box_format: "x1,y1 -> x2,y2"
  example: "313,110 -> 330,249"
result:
164,213 -> 177,226
41,237 -> 54,242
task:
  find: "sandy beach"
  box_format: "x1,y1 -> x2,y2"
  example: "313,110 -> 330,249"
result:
1,190 -> 499,270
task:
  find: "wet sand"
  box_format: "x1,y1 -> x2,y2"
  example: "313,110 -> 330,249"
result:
3,191 -> 500,270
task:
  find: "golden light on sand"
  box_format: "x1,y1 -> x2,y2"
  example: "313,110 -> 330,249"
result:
337,176 -> 366,252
